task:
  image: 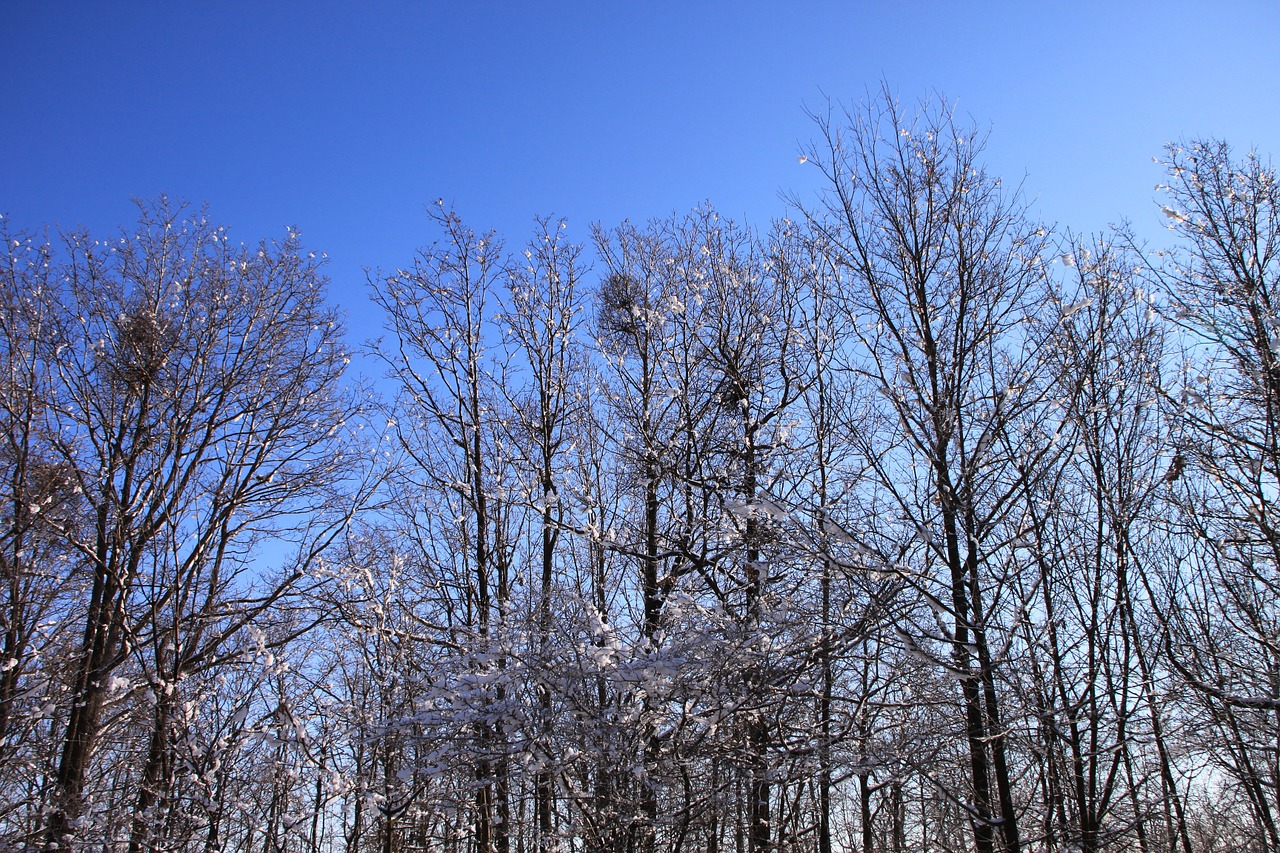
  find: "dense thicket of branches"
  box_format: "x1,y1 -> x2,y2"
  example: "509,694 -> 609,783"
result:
2,94 -> 1276,853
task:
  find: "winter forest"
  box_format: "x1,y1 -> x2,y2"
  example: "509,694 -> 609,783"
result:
2,93 -> 1278,853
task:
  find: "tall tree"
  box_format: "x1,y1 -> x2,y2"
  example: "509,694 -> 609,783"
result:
1013,235 -> 1182,853
1146,139 -> 1280,851
10,199 -> 365,851
686,212 -> 812,853
802,90 -> 1057,853
371,201 -> 516,853
499,217 -> 587,853
0,221 -> 83,838
592,216 -> 710,853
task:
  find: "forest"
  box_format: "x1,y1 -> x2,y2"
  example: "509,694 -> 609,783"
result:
2,94 -> 1278,853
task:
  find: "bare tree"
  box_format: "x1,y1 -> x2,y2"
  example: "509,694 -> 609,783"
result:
371,201 -> 517,853
801,90 -> 1058,853
1012,235 -> 1187,853
5,199 -> 368,851
1144,140 -> 1280,850
498,217 -> 588,853
0,220 -> 84,838
592,215 -> 712,853
686,212 -> 813,853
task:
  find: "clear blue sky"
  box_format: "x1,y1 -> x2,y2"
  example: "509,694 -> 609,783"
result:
3,3 -> 1277,344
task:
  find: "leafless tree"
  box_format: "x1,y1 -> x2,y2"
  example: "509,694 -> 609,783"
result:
0,199 -> 370,852
1012,234 -> 1188,853
371,201 -> 518,853
1144,140 -> 1280,851
801,89 -> 1059,853
498,216 -> 588,853
0,220 -> 84,835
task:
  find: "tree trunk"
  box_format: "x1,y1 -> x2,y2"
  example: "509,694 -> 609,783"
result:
45,555 -> 123,852
128,688 -> 174,853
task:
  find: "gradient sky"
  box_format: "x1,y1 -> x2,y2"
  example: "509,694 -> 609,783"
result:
3,3 -> 1278,345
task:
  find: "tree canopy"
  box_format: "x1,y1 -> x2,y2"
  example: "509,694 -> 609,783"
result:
3,94 -> 1277,853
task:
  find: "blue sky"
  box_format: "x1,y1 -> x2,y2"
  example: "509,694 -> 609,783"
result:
3,3 -> 1278,345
